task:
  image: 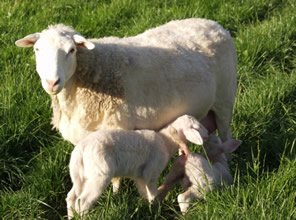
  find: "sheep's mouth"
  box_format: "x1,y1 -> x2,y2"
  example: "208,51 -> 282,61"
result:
48,90 -> 60,95
45,85 -> 63,95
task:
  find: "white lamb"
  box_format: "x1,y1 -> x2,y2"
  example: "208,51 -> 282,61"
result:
158,134 -> 241,213
66,115 -> 209,218
15,18 -> 237,146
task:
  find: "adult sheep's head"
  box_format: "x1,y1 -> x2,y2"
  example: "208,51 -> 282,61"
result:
15,25 -> 95,95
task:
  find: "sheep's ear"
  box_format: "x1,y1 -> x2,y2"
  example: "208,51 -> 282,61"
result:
221,139 -> 242,153
15,33 -> 40,47
73,34 -> 95,50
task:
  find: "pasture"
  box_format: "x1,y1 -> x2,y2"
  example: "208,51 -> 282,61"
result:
0,0 -> 295,219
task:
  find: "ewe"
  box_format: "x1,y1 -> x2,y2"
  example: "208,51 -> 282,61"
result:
66,115 -> 208,218
158,134 -> 241,213
15,18 -> 237,145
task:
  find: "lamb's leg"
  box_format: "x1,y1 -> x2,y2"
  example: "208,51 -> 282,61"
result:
135,178 -> 158,203
180,175 -> 191,190
145,178 -> 158,203
111,177 -> 121,194
135,178 -> 148,199
177,188 -> 197,214
66,186 -> 77,219
75,175 -> 111,217
157,155 -> 186,201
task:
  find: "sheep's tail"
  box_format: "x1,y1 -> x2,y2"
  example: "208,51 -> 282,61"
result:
69,146 -> 85,196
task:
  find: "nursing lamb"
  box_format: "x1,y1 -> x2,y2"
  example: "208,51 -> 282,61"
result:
66,115 -> 208,218
158,134 -> 241,213
15,18 -> 237,145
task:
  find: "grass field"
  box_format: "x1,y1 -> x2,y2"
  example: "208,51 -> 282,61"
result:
1,0 -> 295,219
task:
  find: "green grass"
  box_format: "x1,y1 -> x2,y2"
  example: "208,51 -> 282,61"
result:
1,0 -> 295,219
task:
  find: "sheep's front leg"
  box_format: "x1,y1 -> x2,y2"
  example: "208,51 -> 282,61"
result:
75,175 -> 111,217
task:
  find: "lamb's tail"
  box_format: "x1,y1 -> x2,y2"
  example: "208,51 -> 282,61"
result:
69,146 -> 85,196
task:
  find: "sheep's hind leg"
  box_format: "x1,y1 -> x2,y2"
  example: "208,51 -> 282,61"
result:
212,79 -> 236,143
212,106 -> 233,162
75,175 -> 111,217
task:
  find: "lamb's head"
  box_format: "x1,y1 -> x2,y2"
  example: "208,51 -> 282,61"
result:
166,115 -> 209,156
15,24 -> 95,95
204,133 -> 242,162
170,115 -> 209,145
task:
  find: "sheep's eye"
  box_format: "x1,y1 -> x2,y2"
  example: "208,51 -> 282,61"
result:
34,48 -> 39,52
68,48 -> 76,54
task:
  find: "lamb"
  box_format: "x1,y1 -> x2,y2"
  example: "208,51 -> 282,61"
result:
15,18 -> 237,146
65,115 -> 209,218
158,134 -> 241,213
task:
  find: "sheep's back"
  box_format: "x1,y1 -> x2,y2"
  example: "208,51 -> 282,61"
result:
92,18 -> 231,56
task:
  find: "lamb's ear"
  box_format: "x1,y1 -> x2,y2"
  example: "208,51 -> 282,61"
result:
15,33 -> 40,47
221,139 -> 242,153
182,126 -> 208,145
173,115 -> 209,145
73,34 -> 95,50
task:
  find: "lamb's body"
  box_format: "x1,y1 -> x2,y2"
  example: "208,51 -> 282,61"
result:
158,134 -> 241,213
16,18 -> 237,145
177,152 -> 233,213
66,115 -> 208,217
66,130 -> 169,218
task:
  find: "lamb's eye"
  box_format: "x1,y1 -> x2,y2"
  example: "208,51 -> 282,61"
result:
68,48 -> 76,54
34,48 -> 39,52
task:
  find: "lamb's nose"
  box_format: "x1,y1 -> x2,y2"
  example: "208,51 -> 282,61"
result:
46,78 -> 60,87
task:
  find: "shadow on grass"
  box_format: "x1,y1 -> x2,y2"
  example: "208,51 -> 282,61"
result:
234,85 -> 296,176
0,118 -> 61,191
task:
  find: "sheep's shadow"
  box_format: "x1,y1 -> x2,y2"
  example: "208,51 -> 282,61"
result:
233,85 -> 296,175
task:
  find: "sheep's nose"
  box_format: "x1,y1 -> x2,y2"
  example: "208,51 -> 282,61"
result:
46,78 -> 60,87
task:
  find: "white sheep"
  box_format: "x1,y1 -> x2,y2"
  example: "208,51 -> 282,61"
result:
158,134 -> 241,213
15,18 -> 237,146
65,115 -> 209,218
